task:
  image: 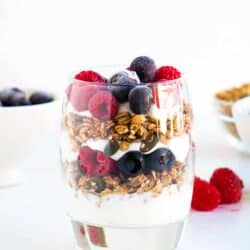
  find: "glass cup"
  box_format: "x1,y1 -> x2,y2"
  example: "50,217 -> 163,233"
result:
60,67 -> 194,250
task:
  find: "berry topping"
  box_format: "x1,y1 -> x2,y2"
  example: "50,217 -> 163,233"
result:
145,148 -> 175,172
129,86 -> 152,114
78,146 -> 97,176
192,177 -> 221,211
130,56 -> 156,83
110,70 -> 140,84
210,168 -> 244,204
96,155 -> 116,176
29,91 -> 54,104
75,70 -> 105,83
0,88 -> 29,106
117,151 -> 145,177
78,146 -> 116,177
110,77 -> 137,103
67,83 -> 98,111
155,66 -> 181,81
88,91 -> 119,121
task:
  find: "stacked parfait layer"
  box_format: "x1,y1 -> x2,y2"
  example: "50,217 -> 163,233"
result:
61,56 -> 193,227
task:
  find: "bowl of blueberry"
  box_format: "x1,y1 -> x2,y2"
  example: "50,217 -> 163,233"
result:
0,87 -> 60,187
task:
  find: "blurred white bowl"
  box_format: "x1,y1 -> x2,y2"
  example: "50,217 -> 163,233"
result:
232,96 -> 250,153
0,89 -> 61,187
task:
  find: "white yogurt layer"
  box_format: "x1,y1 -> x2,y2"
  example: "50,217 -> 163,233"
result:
61,133 -> 190,164
66,174 -> 193,228
60,132 -> 78,162
85,133 -> 190,162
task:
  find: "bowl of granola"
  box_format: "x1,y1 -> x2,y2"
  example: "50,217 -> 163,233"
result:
214,82 -> 250,153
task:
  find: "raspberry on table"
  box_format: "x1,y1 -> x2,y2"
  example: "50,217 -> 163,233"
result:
88,91 -> 119,121
192,177 -> 221,211
210,168 -> 244,204
155,66 -> 181,81
75,70 -> 105,83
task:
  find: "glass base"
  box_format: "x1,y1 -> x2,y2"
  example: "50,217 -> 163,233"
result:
71,219 -> 185,250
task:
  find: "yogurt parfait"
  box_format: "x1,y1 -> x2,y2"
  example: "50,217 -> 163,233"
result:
61,56 -> 194,250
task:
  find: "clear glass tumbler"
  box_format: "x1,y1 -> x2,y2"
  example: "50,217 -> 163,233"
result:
60,67 -> 194,250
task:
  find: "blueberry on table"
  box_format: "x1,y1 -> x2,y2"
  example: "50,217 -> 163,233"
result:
29,91 -> 54,104
146,148 -> 176,172
0,88 -> 28,106
129,86 -> 152,114
117,151 -> 145,177
130,56 -> 156,83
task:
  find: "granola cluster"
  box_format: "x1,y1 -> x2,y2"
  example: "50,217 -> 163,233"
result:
63,103 -> 192,153
68,161 -> 185,196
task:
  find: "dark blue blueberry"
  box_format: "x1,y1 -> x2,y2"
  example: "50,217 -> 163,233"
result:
129,86 -> 152,114
110,77 -> 137,103
130,56 -> 156,83
29,91 -> 54,104
117,151 -> 145,177
110,71 -> 130,83
0,88 -> 28,106
146,148 -> 176,172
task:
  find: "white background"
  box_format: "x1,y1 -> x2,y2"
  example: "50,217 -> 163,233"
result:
1,0 -> 250,112
1,1 -> 250,250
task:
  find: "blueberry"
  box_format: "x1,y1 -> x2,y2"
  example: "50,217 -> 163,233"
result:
117,151 -> 145,177
130,56 -> 156,83
110,71 -> 130,83
0,88 -> 28,106
145,148 -> 176,172
29,91 -> 54,104
129,86 -> 152,114
110,70 -> 140,84
0,100 -> 2,107
110,77 -> 137,103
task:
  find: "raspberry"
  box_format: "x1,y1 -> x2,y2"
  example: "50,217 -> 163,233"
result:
155,66 -> 181,81
192,177 -> 221,211
80,226 -> 85,236
88,226 -> 99,245
78,146 -> 98,176
96,151 -> 116,176
67,82 -> 97,111
78,147 -> 116,176
210,168 -> 244,204
75,70 -> 105,84
88,91 -> 119,121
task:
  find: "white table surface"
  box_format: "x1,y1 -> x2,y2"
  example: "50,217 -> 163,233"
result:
0,112 -> 249,250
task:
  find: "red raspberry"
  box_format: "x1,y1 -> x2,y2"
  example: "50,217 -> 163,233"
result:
78,146 -> 97,176
96,152 -> 116,176
75,70 -> 105,83
155,66 -> 181,81
88,226 -> 99,245
88,91 -> 119,121
67,82 -> 97,111
78,147 -> 116,176
210,168 -> 244,204
80,226 -> 85,236
192,177 -> 221,211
